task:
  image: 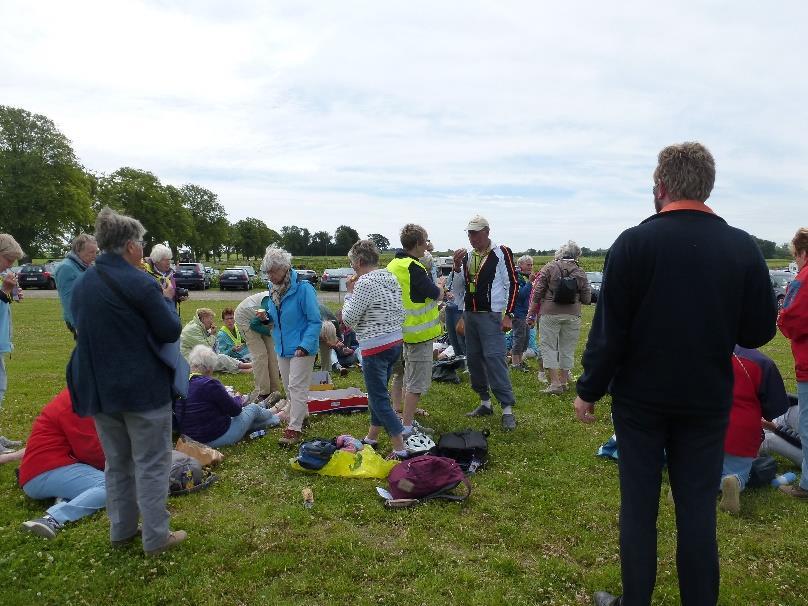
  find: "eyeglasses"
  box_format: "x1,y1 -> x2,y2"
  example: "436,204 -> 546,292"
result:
132,239 -> 146,248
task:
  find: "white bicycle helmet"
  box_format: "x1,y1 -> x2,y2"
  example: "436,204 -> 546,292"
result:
404,433 -> 436,454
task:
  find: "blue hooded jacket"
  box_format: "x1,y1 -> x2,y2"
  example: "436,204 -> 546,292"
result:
260,269 -> 321,358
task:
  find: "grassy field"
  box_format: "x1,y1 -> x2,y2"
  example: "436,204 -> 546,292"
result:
0,298 -> 805,606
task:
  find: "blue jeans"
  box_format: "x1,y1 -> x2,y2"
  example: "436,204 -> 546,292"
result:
721,454 -> 754,491
362,344 -> 404,437
207,404 -> 279,448
23,463 -> 106,525
798,381 -> 808,490
445,304 -> 466,356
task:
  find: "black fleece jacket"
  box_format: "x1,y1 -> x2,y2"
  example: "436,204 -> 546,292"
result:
576,209 -> 777,415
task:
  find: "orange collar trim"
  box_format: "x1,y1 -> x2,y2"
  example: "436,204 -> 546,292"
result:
659,200 -> 715,214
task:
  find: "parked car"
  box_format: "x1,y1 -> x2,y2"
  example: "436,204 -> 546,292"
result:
436,256 -> 454,277
219,267 -> 252,291
174,262 -> 210,290
770,271 -> 794,308
586,271 -> 603,303
295,269 -> 319,285
237,265 -> 257,280
18,264 -> 56,289
320,268 -> 355,291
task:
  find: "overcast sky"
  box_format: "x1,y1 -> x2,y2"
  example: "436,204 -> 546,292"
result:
2,1 -> 805,251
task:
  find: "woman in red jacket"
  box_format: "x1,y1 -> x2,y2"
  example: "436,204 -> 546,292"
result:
777,227 -> 808,500
18,389 -> 106,539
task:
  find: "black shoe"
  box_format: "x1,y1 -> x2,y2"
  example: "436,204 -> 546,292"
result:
466,404 -> 494,417
501,413 -> 516,431
593,591 -> 620,606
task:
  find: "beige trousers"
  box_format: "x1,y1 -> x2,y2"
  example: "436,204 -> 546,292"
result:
277,355 -> 315,432
238,323 -> 282,395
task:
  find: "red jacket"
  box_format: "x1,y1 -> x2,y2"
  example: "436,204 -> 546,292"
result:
18,389 -> 105,487
724,347 -> 789,457
778,265 -> 808,382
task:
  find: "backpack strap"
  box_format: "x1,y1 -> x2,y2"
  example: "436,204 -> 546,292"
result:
419,476 -> 472,503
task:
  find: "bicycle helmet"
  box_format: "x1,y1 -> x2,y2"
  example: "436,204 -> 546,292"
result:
404,433 -> 436,454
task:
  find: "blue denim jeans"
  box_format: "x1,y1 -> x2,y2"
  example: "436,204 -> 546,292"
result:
721,454 -> 754,491
361,344 -> 404,437
798,381 -> 808,490
22,463 -> 106,525
207,404 -> 279,448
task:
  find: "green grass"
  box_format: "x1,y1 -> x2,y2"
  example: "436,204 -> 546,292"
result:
0,300 -> 805,606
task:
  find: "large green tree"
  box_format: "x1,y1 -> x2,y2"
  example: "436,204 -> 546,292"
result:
0,106 -> 93,256
309,230 -> 333,256
333,225 -> 360,255
280,225 -> 311,255
367,233 -> 390,251
233,218 -> 278,259
180,184 -> 229,260
96,167 -> 193,252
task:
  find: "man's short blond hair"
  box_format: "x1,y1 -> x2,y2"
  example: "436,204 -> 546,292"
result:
654,142 -> 715,203
790,227 -> 808,257
400,224 -> 428,251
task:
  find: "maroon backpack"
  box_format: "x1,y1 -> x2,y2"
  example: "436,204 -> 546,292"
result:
387,455 -> 471,503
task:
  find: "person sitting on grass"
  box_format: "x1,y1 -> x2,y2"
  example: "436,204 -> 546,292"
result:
716,346 -> 790,514
760,396 -> 802,465
173,345 -> 279,448
216,307 -> 251,362
180,307 -> 252,374
18,389 -> 106,540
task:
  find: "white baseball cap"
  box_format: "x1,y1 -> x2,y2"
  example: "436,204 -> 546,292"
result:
466,215 -> 490,231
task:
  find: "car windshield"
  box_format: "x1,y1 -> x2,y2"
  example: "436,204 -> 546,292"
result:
771,275 -> 791,287
223,270 -> 245,277
22,266 -> 43,273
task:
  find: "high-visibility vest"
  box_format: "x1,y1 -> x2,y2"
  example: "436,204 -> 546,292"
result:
386,256 -> 441,343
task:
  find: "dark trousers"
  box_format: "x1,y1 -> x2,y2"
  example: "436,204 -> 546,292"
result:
612,400 -> 728,606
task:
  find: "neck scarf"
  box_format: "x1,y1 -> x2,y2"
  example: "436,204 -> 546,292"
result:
270,269 -> 292,308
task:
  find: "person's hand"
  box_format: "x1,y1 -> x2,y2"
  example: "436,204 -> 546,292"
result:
2,271 -> 17,295
574,396 -> 596,423
255,309 -> 268,322
346,274 -> 357,293
234,344 -> 244,351
452,248 -> 466,272
761,418 -> 777,431
162,282 -> 175,301
14,288 -> 23,302
527,316 -> 536,328
294,347 -> 307,357
342,347 -> 353,356
501,314 -> 513,332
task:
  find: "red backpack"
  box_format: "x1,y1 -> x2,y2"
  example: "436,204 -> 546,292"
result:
387,455 -> 471,504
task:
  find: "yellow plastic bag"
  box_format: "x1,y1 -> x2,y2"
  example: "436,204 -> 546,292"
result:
290,445 -> 398,479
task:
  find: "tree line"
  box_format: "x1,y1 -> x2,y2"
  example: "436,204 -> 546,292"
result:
0,105 -> 391,260
0,105 -> 791,260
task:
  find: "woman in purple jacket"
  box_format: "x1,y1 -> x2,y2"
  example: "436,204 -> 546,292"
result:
175,345 -> 279,447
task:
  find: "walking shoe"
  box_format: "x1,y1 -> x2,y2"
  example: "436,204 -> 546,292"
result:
465,403 -> 494,417
411,419 -> 435,435
259,391 -> 283,408
501,413 -> 517,431
278,428 -> 303,447
536,371 -> 548,384
112,526 -> 142,548
145,530 -> 188,557
332,363 -> 349,377
719,475 -> 741,514
386,450 -> 409,461
21,515 -> 62,539
779,484 -> 808,499
542,384 -> 565,395
0,435 -> 23,448
593,591 -> 621,606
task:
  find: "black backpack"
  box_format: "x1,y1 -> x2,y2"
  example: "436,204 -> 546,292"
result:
553,264 -> 578,304
432,356 -> 466,384
436,429 -> 489,473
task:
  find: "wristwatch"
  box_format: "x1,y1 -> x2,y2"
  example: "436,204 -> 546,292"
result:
505,312 -> 514,319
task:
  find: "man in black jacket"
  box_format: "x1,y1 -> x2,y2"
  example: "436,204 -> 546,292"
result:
575,142 -> 776,606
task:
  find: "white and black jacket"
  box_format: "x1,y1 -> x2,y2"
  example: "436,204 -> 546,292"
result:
450,241 -> 517,314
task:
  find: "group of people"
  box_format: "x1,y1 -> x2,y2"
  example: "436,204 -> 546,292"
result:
0,141 -> 807,606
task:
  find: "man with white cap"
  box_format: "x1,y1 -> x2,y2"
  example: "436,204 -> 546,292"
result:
450,215 -> 519,430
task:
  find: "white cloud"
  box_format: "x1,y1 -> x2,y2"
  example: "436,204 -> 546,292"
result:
2,0 -> 806,250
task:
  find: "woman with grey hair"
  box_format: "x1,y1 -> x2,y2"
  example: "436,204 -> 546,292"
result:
54,233 -> 98,338
144,244 -> 186,310
173,345 -> 279,447
0,233 -> 25,451
67,207 -> 187,556
180,307 -> 252,374
530,240 -> 591,394
255,246 -> 321,447
342,239 -> 408,458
